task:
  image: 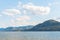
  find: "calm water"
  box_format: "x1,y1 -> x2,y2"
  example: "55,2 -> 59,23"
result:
0,31 -> 60,40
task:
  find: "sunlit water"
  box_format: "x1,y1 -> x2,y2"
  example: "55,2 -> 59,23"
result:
0,31 -> 60,40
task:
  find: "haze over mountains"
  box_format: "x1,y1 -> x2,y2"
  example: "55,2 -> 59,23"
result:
0,25 -> 33,31
0,19 -> 60,31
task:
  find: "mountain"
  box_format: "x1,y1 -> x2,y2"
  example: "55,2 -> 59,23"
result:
29,19 -> 60,31
0,19 -> 60,31
5,25 -> 33,31
0,25 -> 33,31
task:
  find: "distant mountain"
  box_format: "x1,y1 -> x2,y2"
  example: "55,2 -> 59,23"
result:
0,25 -> 33,31
29,19 -> 60,31
0,19 -> 60,31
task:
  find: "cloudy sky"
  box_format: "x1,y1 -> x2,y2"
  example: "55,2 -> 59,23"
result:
0,0 -> 60,28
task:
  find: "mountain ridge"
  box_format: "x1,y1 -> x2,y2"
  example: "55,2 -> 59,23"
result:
29,19 -> 60,31
0,19 -> 60,31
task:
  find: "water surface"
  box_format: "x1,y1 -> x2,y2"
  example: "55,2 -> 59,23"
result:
0,31 -> 60,40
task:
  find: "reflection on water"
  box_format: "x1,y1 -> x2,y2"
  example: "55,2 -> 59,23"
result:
0,32 -> 60,40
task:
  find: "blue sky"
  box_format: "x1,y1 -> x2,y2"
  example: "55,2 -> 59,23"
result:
0,0 -> 60,28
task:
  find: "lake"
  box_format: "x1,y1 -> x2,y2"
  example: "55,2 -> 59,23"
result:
0,31 -> 60,40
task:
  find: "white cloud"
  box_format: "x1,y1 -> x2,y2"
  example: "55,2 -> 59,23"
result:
2,2 -> 50,16
0,24 -> 8,28
1,2 -> 51,27
23,3 -> 50,15
16,15 -> 31,21
15,21 -> 32,26
9,15 -> 42,26
17,2 -> 50,15
10,19 -> 16,26
10,15 -> 31,26
2,9 -> 21,16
